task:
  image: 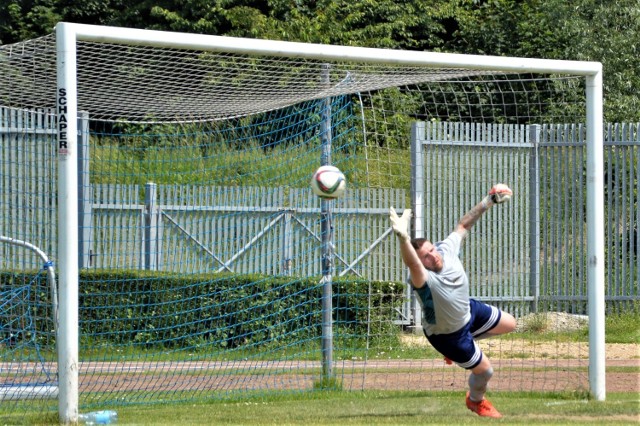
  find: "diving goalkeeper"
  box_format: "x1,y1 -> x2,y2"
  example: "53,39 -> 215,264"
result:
390,184 -> 517,418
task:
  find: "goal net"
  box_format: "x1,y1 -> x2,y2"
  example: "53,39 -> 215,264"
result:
0,23 -> 607,422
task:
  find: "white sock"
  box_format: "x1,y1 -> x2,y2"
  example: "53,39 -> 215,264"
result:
468,367 -> 493,401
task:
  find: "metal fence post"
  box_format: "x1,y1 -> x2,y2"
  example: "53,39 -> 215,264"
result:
144,182 -> 158,271
409,122 -> 425,331
319,64 -> 334,382
282,210 -> 293,275
77,111 -> 92,268
528,124 -> 541,312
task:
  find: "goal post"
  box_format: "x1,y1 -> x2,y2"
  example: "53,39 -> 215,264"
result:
56,24 -> 80,423
585,71 -> 605,402
48,22 -> 607,422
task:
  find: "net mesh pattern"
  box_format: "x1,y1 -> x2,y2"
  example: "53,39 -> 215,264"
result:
1,34 -> 496,122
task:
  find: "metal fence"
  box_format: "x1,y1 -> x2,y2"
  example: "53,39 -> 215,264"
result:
412,121 -> 638,315
0,107 -> 57,269
1,106 -> 638,316
79,182 -> 406,279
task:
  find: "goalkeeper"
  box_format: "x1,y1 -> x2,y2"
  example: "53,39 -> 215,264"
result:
390,184 -> 517,418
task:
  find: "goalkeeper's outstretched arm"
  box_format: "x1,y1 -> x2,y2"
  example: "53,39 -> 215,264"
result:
389,207 -> 429,288
455,184 -> 512,238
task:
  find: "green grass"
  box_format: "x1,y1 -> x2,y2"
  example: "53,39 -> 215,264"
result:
509,309 -> 640,345
89,140 -> 412,203
604,309 -> 640,344
17,391 -> 640,425
2,311 -> 637,424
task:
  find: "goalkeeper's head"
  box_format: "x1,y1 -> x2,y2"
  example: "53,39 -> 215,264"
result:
412,238 -> 443,272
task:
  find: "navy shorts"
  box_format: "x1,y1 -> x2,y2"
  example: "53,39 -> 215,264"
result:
425,299 -> 501,370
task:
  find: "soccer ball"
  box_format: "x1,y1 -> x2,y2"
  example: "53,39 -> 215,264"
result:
310,165 -> 346,199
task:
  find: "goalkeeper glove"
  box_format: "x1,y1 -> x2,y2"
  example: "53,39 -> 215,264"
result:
482,183 -> 513,209
389,207 -> 411,242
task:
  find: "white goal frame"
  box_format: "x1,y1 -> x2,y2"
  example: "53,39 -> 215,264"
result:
55,22 -> 605,423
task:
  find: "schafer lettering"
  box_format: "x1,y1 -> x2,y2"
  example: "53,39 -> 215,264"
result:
58,88 -> 68,154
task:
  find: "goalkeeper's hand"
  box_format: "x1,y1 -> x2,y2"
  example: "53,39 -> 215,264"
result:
482,183 -> 513,208
389,207 -> 411,242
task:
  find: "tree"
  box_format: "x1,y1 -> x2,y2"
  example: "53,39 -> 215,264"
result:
1,0 -> 636,121
448,0 -> 640,122
0,0 -> 61,44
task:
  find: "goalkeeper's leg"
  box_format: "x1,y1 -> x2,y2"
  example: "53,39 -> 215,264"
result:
474,313 -> 516,340
466,356 -> 502,418
469,360 -> 493,401
470,300 -> 516,341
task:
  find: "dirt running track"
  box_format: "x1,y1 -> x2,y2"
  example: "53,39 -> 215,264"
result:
69,356 -> 638,395
2,344 -> 637,394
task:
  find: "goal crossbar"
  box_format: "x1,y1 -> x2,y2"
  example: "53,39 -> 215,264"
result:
67,23 -> 601,76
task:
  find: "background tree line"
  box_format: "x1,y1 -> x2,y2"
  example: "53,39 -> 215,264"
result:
1,0 -> 638,122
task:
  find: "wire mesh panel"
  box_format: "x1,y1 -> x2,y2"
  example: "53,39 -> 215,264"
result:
603,123 -> 639,311
538,124 -> 588,313
416,121 -> 532,316
0,107 -> 57,263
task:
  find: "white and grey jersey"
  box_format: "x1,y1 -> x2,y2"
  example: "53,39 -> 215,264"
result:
410,231 -> 471,336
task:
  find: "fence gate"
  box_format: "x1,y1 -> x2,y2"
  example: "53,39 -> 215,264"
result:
79,182 -> 412,320
411,121 -> 535,319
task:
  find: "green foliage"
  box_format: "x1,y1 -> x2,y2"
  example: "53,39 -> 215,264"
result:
0,0 -> 61,44
0,269 -> 406,357
0,270 -> 56,348
74,270 -> 405,352
449,0 -> 640,122
2,1 -> 636,121
8,0 -> 631,80
539,0 -> 640,122
518,313 -> 550,334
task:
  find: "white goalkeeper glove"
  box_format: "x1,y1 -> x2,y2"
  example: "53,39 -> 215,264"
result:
389,207 -> 411,243
482,183 -> 513,209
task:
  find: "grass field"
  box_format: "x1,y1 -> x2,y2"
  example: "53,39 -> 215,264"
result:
2,311 -> 638,425
23,390 -> 639,425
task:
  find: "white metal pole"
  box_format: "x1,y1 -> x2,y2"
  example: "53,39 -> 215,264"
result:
64,23 -> 601,76
586,69 -> 605,401
56,22 -> 80,424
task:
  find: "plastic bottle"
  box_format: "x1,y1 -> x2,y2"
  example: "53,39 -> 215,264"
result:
78,410 -> 118,425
